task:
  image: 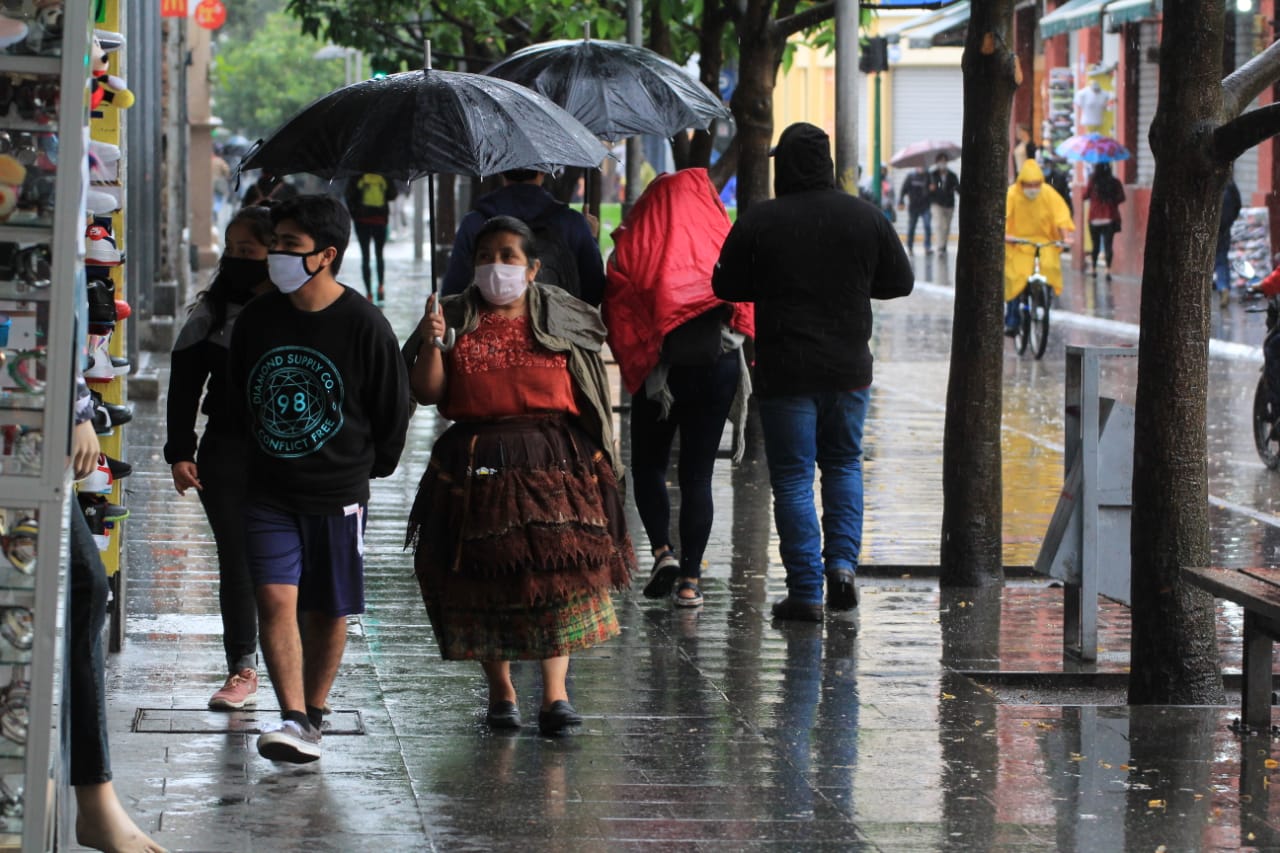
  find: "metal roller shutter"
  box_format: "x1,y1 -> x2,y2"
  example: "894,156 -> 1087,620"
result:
888,65 -> 965,236
1136,21 -> 1158,186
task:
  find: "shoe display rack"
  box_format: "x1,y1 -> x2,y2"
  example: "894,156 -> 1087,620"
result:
84,0 -> 131,653
1045,67 -> 1075,155
0,1 -> 93,849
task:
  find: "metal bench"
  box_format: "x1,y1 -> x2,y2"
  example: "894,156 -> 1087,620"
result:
1183,566 -> 1280,731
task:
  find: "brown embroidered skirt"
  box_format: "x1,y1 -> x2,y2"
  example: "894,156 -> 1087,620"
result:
406,414 -> 635,661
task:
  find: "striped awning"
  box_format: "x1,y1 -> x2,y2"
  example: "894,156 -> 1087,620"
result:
886,2 -> 971,50
1105,0 -> 1159,28
1039,0 -> 1107,38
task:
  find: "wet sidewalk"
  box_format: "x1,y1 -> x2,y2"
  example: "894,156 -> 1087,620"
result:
85,239 -> 1280,852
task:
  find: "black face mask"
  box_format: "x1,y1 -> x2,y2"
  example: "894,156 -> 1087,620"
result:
215,257 -> 269,303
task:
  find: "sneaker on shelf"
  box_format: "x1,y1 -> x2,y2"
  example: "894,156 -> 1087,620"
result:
88,140 -> 121,167
104,454 -> 131,480
85,189 -> 118,215
78,453 -> 114,494
86,278 -> 116,326
0,607 -> 31,652
85,335 -> 129,382
0,679 -> 27,746
257,719 -> 321,763
79,494 -> 129,524
209,667 -> 258,710
90,402 -> 132,435
84,227 -> 121,267
4,518 -> 36,575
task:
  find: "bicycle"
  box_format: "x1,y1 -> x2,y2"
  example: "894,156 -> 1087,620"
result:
1007,238 -> 1067,360
1247,284 -> 1280,469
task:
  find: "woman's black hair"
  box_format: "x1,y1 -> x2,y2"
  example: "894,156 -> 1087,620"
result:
201,206 -> 273,332
474,215 -> 538,267
1092,162 -> 1124,204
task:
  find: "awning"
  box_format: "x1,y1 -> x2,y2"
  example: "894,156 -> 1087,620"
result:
1105,0 -> 1159,29
1039,0 -> 1106,38
886,2 -> 971,50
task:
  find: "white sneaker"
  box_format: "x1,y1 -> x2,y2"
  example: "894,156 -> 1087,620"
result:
78,453 -> 113,494
257,720 -> 321,763
86,189 -> 118,215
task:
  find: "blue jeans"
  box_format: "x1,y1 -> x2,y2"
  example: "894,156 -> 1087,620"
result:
907,208 -> 932,252
66,501 -> 111,785
758,388 -> 870,603
1214,241 -> 1230,293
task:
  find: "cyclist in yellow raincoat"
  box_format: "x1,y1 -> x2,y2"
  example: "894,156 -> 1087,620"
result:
1004,159 -> 1074,335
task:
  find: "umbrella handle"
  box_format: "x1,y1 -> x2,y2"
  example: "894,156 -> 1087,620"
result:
431,288 -> 456,351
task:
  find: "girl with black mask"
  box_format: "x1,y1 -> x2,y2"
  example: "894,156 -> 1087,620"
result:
164,206 -> 272,711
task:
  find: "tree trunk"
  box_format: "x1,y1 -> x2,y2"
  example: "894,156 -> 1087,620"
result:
730,0 -> 779,212
939,1 -> 1019,586
1128,0 -> 1227,705
689,11 -> 730,170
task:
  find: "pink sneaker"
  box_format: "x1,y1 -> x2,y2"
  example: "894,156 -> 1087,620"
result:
208,668 -> 258,710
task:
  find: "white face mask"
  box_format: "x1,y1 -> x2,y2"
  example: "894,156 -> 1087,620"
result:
1022,187 -> 1041,201
474,263 -> 529,306
267,250 -> 321,294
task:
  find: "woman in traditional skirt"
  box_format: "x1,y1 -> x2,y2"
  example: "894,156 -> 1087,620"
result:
406,215 -> 635,736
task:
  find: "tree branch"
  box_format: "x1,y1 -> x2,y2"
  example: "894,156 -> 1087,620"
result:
1222,38 -> 1280,120
1214,102 -> 1280,163
771,1 -> 835,40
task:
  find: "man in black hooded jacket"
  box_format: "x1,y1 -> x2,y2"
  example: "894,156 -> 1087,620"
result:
713,121 -> 914,623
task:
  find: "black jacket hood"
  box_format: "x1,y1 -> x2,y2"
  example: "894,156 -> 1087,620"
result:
773,122 -> 836,196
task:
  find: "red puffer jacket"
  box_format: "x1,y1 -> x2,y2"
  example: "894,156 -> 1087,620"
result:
604,168 -> 754,394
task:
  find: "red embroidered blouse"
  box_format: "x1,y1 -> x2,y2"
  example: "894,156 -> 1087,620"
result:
440,310 -> 580,421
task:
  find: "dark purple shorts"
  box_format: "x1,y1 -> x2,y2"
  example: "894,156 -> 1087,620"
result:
244,503 -> 367,617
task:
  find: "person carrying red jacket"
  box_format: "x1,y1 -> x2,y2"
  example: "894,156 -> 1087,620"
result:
604,168 -> 754,608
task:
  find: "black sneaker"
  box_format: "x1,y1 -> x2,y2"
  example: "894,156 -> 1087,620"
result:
642,549 -> 680,599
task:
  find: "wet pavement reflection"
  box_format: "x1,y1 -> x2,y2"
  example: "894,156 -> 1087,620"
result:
87,240 -> 1280,851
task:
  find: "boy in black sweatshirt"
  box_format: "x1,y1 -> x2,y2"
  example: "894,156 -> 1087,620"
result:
228,195 -> 411,764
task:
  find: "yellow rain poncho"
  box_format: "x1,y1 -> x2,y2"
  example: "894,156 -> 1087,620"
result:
1004,160 -> 1075,302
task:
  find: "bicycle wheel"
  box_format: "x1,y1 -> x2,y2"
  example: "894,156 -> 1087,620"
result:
1253,373 -> 1280,470
1029,283 -> 1051,360
1014,291 -> 1031,355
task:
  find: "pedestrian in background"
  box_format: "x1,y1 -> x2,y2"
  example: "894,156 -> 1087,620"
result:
228,195 -> 411,764
713,122 -> 914,622
165,207 -> 273,712
927,154 -> 960,255
1083,162 -> 1125,278
878,166 -> 895,223
407,215 -> 634,735
240,170 -> 296,209
898,164 -> 931,254
1012,124 -> 1036,176
344,172 -> 397,305
603,168 -> 754,608
441,169 -> 605,306
1216,168 -> 1242,308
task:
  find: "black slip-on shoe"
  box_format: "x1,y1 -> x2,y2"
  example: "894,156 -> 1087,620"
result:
485,700 -> 522,730
770,596 -> 824,622
825,569 -> 859,611
538,700 -> 583,736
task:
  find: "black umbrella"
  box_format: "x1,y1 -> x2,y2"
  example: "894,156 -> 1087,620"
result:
239,66 -> 609,349
483,37 -> 730,143
238,67 -> 609,181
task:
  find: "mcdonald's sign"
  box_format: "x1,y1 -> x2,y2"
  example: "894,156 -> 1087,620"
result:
160,0 -> 187,16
